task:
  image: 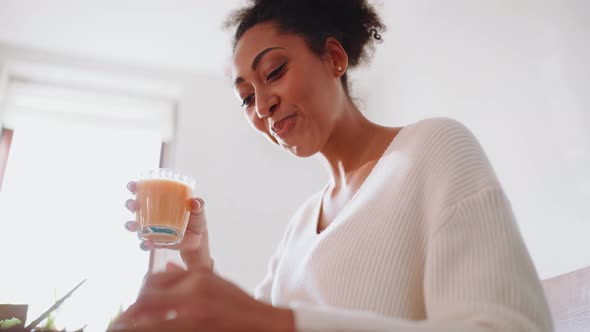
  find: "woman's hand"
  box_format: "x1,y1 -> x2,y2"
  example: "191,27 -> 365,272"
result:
124,181 -> 214,271
109,267 -> 295,332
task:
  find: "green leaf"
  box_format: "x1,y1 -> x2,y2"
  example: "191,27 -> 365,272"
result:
0,317 -> 23,329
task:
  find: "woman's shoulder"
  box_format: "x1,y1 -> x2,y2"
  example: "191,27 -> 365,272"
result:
399,117 -> 486,160
401,117 -> 475,144
400,117 -> 501,197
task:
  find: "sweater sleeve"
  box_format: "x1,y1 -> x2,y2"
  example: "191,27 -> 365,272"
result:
291,187 -> 553,332
255,191 -> 323,303
254,212 -> 299,303
254,241 -> 284,303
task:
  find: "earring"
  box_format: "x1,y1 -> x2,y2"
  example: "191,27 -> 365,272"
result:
337,66 -> 343,72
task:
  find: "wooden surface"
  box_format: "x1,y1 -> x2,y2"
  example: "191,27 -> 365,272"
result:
542,266 -> 590,332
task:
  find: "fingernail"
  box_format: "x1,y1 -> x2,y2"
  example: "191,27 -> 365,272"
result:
124,221 -> 134,230
127,181 -> 134,191
110,322 -> 128,331
192,198 -> 202,210
165,310 -> 178,320
125,199 -> 136,211
139,242 -> 152,251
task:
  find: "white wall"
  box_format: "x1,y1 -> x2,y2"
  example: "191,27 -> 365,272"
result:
0,0 -> 237,75
0,0 -> 588,293
355,0 -> 590,279
0,43 -> 326,293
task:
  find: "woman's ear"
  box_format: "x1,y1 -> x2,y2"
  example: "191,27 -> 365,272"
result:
324,37 -> 349,77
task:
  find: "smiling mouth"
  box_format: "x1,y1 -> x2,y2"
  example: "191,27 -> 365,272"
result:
271,114 -> 297,139
272,114 -> 296,133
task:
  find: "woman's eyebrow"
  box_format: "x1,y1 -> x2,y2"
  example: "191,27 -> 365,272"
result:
233,47 -> 285,86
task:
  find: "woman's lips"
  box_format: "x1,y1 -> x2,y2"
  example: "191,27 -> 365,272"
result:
272,114 -> 297,139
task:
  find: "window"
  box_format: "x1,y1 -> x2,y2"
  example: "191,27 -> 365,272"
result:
0,70 -> 177,331
0,127 -> 14,190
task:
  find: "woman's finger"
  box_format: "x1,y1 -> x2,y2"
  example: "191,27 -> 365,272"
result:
139,240 -> 154,251
191,198 -> 204,214
180,232 -> 203,251
186,198 -> 207,233
110,309 -> 192,332
109,319 -> 174,332
127,181 -> 136,194
125,199 -> 137,212
114,303 -> 172,330
165,262 -> 185,272
114,272 -> 212,330
140,270 -> 190,294
124,221 -> 139,232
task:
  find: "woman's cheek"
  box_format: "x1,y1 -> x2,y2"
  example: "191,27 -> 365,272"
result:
253,118 -> 268,135
246,111 -> 278,144
244,110 -> 261,131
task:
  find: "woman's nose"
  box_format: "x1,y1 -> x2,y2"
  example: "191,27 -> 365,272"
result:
256,95 -> 279,118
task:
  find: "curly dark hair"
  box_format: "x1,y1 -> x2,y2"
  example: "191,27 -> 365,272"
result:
224,0 -> 385,95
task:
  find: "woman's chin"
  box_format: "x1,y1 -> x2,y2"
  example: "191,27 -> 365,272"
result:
281,142 -> 319,158
273,131 -> 321,157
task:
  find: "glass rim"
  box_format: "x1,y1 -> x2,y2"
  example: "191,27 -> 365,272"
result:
137,168 -> 196,190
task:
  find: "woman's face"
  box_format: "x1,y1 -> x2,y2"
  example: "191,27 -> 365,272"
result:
231,22 -> 345,157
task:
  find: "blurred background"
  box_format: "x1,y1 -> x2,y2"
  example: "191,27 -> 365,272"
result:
0,0 -> 587,331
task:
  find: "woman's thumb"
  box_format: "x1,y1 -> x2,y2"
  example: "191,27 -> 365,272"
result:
165,262 -> 185,272
191,198 -> 205,214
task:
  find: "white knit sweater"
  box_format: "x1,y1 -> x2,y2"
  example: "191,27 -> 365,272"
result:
254,118 -> 553,332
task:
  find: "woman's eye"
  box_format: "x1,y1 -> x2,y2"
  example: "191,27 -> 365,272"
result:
241,94 -> 254,108
266,63 -> 287,82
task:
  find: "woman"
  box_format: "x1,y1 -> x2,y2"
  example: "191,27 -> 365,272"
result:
115,0 -> 553,331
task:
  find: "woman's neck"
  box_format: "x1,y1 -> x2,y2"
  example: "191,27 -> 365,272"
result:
317,102 -> 396,190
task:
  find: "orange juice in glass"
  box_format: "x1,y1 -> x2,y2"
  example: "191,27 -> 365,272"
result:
135,169 -> 196,245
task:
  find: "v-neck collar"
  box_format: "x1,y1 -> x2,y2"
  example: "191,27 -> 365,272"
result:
310,125 -> 412,237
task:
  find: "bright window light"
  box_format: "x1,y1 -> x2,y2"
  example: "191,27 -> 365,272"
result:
0,118 -> 162,331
